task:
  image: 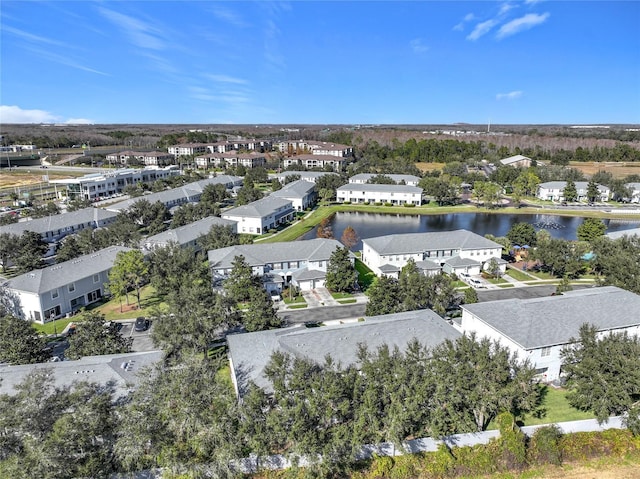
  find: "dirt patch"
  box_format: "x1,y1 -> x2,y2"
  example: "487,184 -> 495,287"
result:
536,462 -> 640,478
569,161 -> 640,179
415,162 -> 446,173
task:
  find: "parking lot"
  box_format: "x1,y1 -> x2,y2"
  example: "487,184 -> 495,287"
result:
119,319 -> 156,352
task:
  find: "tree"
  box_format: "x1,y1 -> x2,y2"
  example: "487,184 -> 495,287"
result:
586,180 -> 601,202
486,257 -> 502,278
0,371 -> 119,479
428,333 -> 541,433
533,237 -> 583,278
398,259 -> 430,311
196,224 -> 241,252
464,287 -> 479,304
200,182 -> 229,204
152,282 -> 239,359
65,312 -> 132,359
107,250 -> 149,309
563,180 -> 578,202
235,181 -> 263,205
0,314 -> 49,364
576,218 -> 606,242
591,236 -> 640,294
242,287 -> 280,332
55,235 -> 82,263
316,216 -> 334,239
66,197 -> 93,212
507,222 -> 537,247
147,243 -> 199,296
14,231 -> 48,273
325,246 -> 357,293
420,177 -> 459,205
115,357 -> 240,476
340,225 -> 359,250
365,276 -> 402,316
561,324 -> 640,423
223,255 -> 258,304
367,174 -> 395,184
0,232 -> 18,272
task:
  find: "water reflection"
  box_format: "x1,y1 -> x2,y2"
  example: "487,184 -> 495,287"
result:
300,211 -> 640,250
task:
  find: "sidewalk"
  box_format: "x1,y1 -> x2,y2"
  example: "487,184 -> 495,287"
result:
279,287 -> 368,311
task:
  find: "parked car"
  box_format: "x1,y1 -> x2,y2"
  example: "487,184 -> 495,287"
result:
134,316 -> 150,332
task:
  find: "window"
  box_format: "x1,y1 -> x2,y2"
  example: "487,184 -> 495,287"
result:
44,305 -> 61,320
51,289 -> 59,299
540,347 -> 551,357
68,283 -> 75,293
93,274 -> 100,283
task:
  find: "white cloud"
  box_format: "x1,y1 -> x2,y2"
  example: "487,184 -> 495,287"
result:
467,19 -> 498,41
99,8 -> 165,50
209,6 -> 248,28
453,12 -> 475,31
66,118 -> 94,124
496,12 -> 550,39
525,0 -> 543,4
3,26 -> 67,47
499,2 -> 516,15
0,105 -> 59,123
206,74 -> 249,85
496,90 -> 523,100
410,38 -> 429,53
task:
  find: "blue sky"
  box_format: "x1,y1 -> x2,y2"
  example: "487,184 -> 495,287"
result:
1,1 -> 639,125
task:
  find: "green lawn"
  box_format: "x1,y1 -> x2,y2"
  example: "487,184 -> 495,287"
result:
506,268 -> 535,281
331,291 -> 353,300
486,276 -> 509,285
32,317 -> 76,335
90,284 -> 167,320
521,386 -> 595,426
497,283 -> 515,288
337,299 -> 357,304
355,259 -> 376,291
288,304 -> 308,309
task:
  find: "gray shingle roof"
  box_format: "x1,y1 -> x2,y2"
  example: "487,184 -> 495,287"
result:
606,227 -> 640,240
0,351 -> 163,399
349,173 -> 421,184
142,216 -> 237,249
227,309 -> 461,396
270,180 -> 316,199
222,196 -> 292,218
444,256 -> 481,267
462,286 -> 640,349
0,207 -> 118,237
363,230 -> 502,255
6,246 -> 132,294
208,238 -> 345,270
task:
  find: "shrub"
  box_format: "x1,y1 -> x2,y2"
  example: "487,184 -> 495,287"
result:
496,412 -> 528,471
403,203 -> 416,207
343,201 -> 352,204
423,443 -> 455,478
366,454 -> 394,478
383,202 -> 393,206
374,202 -> 383,206
528,425 -> 563,466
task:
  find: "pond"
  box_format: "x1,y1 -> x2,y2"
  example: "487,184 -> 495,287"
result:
300,211 -> 640,250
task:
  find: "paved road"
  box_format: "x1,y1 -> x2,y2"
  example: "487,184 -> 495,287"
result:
477,283 -> 592,302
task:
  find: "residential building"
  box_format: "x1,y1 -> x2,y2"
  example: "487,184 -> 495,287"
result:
49,167 -> 180,201
226,309 -> 461,397
273,171 -> 339,184
625,182 -> 640,203
348,173 -> 421,186
208,238 -> 347,293
336,184 -> 423,205
536,181 -> 610,202
606,227 -> 640,240
282,154 -> 347,171
0,351 -> 163,399
498,155 -> 543,168
105,175 -> 242,213
3,246 -> 132,323
0,207 -> 118,258
105,150 -> 174,167
459,286 -> 640,381
207,139 -> 272,154
141,216 -> 237,252
274,140 -> 353,158
195,151 -> 266,170
168,143 -> 208,157
221,196 -> 294,235
270,179 -> 317,211
361,230 -> 504,278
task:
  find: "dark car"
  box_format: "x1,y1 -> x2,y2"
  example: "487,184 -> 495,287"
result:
134,316 -> 150,332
